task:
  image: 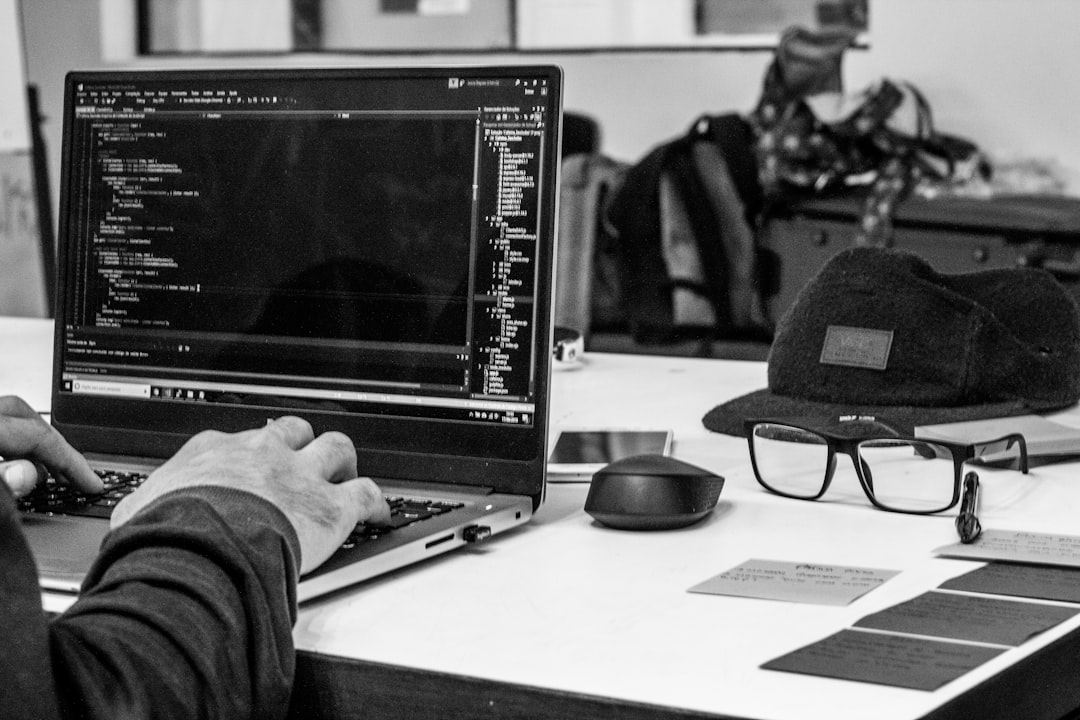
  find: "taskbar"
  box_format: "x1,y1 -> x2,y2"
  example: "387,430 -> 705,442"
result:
60,376 -> 535,425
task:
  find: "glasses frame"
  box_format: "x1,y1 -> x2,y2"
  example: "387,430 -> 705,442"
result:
743,416 -> 1029,515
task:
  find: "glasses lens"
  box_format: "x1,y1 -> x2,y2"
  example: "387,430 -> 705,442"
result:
751,423 -> 829,498
856,439 -> 956,512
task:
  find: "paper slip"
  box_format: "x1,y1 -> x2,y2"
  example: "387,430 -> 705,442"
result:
688,559 -> 899,606
935,529 -> 1080,567
940,562 -> 1080,603
854,590 -> 1078,646
762,629 -> 1004,691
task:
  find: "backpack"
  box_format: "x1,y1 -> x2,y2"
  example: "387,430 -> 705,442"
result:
606,114 -> 772,344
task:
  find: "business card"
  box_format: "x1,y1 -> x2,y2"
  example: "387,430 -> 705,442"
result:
940,562 -> 1080,603
688,558 -> 899,606
763,629 -> 1004,691
935,529 -> 1080,567
854,590 -> 1078,646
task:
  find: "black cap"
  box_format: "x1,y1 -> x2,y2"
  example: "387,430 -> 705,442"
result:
703,247 -> 1080,436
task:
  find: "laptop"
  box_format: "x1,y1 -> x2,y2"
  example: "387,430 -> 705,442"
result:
24,65 -> 562,604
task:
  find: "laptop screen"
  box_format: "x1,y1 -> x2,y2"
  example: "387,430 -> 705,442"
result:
53,66 -> 561,495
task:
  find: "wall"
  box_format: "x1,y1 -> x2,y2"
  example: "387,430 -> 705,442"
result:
0,0 -> 47,317
19,0 -> 1080,214
849,0 -> 1080,192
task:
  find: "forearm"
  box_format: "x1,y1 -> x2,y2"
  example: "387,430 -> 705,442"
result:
49,487 -> 301,720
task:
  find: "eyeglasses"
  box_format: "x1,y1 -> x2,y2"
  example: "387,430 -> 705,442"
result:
744,415 -> 1028,515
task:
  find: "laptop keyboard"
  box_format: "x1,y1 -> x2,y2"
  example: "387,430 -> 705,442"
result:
19,469 -> 147,519
20,472 -> 464,542
342,496 -> 464,548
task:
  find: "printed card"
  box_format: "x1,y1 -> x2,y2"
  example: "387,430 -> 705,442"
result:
762,629 -> 1004,691
854,591 -> 1078,646
940,562 -> 1080,603
689,559 -> 899,606
935,529 -> 1080,567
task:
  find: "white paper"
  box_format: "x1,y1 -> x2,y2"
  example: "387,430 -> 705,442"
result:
936,529 -> 1080,567
689,558 -> 899,606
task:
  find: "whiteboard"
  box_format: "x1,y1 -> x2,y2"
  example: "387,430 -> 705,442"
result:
0,152 -> 48,317
0,0 -> 30,152
0,0 -> 47,317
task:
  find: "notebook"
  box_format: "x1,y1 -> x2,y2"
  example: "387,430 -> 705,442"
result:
25,65 -> 562,604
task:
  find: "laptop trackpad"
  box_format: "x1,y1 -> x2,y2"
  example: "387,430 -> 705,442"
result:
21,515 -> 109,582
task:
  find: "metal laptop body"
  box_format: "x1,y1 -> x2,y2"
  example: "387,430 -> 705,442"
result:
32,66 -> 561,602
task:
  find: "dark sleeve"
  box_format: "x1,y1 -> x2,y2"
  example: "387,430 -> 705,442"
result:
50,486 -> 302,720
0,481 -> 64,720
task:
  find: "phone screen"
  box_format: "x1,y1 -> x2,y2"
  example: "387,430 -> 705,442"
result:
548,430 -> 672,477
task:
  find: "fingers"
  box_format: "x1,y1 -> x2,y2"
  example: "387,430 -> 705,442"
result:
27,431 -> 101,495
0,398 -> 101,495
336,475 -> 391,526
0,395 -> 40,419
296,430 -> 357,484
272,426 -> 390,531
0,459 -> 40,498
264,416 -> 316,450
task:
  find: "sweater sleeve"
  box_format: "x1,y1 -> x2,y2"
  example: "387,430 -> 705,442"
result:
47,486 -> 302,720
0,481 -> 64,720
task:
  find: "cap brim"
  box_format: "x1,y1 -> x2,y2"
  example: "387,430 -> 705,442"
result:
702,387 -> 1064,437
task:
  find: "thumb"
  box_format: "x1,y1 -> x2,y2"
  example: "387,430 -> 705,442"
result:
0,460 -> 40,498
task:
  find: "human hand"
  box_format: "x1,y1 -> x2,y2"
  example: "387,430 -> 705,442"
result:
0,395 -> 101,498
111,416 -> 391,574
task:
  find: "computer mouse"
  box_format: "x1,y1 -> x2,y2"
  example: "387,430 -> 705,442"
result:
584,454 -> 725,531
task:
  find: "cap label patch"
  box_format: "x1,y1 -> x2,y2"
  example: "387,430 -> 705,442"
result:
820,326 -> 893,370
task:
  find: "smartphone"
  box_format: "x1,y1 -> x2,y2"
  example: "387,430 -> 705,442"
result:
547,429 -> 673,480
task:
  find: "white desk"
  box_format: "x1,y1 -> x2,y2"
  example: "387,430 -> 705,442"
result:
7,317 -> 1080,720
